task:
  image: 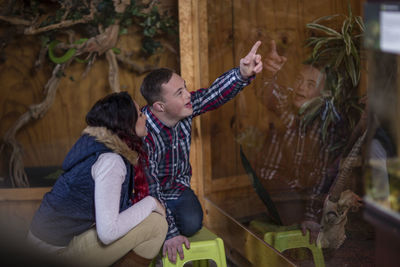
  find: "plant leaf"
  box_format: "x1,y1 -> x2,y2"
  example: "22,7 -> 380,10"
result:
342,17 -> 351,36
344,56 -> 358,86
355,16 -> 366,32
299,97 -> 323,115
312,14 -> 341,24
306,23 -> 342,37
335,49 -> 346,69
344,32 -> 352,55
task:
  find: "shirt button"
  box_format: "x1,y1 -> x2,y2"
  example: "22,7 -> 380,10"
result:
173,146 -> 176,149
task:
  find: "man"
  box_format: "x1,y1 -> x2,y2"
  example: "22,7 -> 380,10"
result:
140,41 -> 263,263
256,40 -> 339,244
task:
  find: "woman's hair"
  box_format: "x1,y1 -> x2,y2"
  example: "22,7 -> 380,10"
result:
86,92 -> 149,203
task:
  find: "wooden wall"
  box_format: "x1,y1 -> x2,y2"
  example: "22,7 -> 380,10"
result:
205,0 -> 365,192
0,1 -> 179,183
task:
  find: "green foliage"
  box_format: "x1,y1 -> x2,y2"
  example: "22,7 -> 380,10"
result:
302,3 -> 365,142
24,0 -> 177,57
305,4 -> 364,88
94,0 -> 178,55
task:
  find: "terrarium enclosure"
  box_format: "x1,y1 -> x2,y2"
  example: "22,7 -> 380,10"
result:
0,0 -> 384,266
201,0 -> 374,265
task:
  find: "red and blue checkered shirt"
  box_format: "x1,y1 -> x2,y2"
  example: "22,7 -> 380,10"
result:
142,68 -> 253,239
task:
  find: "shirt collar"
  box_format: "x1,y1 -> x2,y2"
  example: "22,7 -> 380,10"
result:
142,105 -> 170,134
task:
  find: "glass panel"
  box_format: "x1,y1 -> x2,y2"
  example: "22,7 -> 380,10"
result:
207,0 -> 375,265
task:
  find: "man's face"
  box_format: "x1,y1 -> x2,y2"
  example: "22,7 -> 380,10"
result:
292,65 -> 325,109
160,73 -> 193,122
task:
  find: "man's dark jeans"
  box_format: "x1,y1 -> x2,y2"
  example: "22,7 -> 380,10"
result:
166,187 -> 203,237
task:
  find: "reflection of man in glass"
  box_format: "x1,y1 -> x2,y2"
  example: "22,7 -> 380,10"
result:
255,40 -> 339,243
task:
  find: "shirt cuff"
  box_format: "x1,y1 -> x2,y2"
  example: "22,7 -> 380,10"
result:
166,215 -> 180,240
235,67 -> 255,83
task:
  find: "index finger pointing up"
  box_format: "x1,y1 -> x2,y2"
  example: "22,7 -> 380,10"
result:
270,40 -> 277,54
249,40 -> 262,55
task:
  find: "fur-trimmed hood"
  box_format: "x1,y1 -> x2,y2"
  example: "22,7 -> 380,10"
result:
82,126 -> 138,165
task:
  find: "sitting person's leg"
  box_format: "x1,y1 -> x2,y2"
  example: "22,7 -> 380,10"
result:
166,187 -> 203,237
60,212 -> 167,267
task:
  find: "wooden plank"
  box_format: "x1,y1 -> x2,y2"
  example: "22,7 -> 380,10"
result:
179,0 -> 209,203
0,187 -> 49,201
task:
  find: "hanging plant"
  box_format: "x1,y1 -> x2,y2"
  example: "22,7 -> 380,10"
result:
300,3 -> 365,144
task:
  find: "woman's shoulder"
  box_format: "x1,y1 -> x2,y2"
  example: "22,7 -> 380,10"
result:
92,152 -> 127,180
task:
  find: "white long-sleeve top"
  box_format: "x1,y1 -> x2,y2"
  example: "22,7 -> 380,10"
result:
28,152 -> 157,251
92,152 -> 157,245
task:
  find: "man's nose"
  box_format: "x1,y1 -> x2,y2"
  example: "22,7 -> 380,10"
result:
184,89 -> 191,98
297,80 -> 307,91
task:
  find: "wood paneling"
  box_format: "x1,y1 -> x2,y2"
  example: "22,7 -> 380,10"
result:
179,0 -> 209,197
0,3 -> 179,182
0,188 -> 47,239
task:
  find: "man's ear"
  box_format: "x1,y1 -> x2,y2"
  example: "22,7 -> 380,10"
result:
153,101 -> 165,112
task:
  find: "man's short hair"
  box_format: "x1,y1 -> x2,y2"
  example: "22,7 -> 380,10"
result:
140,68 -> 175,106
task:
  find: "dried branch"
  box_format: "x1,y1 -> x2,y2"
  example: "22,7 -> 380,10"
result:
81,53 -> 97,79
105,49 -> 120,92
0,63 -> 70,187
159,39 -> 178,54
142,0 -> 159,14
24,0 -> 97,35
113,0 -> 131,13
34,46 -> 48,71
116,53 -> 158,74
80,24 -> 120,55
0,15 -> 31,26
328,130 -> 367,202
24,14 -> 94,35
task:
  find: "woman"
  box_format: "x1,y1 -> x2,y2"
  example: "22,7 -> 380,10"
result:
27,92 -> 167,267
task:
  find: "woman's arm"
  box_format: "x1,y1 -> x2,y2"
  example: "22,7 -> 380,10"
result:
92,153 -> 158,245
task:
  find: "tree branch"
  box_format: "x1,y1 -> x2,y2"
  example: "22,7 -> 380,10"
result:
0,15 -> 31,26
24,0 -> 97,35
116,53 -> 158,74
0,63 -> 70,187
105,49 -> 120,92
24,14 -> 95,35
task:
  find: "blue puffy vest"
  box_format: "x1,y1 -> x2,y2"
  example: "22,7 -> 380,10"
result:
30,134 -> 134,246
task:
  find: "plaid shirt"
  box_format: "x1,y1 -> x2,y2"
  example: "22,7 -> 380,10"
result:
143,68 -> 253,239
258,80 -> 339,222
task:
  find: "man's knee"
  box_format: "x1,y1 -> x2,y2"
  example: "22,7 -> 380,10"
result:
179,209 -> 203,237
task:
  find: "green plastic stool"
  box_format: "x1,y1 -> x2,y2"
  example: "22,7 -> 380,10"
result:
157,227 -> 227,267
250,220 -> 325,267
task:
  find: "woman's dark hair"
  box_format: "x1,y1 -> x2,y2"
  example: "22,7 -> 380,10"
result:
86,92 -> 148,203
86,91 -> 137,135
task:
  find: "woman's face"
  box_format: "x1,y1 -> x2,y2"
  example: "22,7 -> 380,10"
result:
134,101 -> 147,137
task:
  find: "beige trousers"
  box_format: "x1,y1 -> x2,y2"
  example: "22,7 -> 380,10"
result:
59,212 -> 167,267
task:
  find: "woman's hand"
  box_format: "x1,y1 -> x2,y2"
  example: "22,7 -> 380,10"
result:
153,197 -> 166,217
